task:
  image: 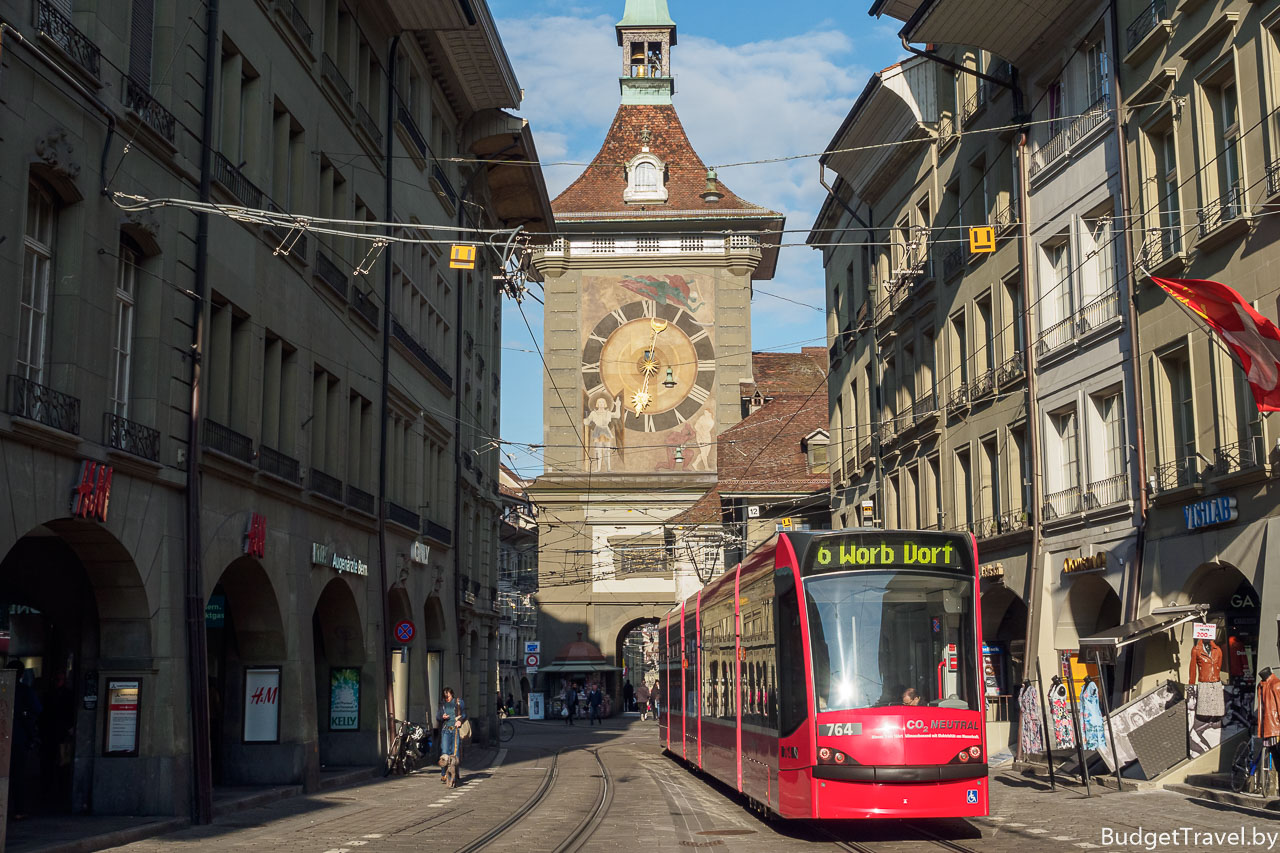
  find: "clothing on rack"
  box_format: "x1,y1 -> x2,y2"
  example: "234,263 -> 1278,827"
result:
1080,681 -> 1107,751
1018,682 -> 1044,754
1188,640 -> 1223,685
1258,673 -> 1280,739
1049,681 -> 1075,749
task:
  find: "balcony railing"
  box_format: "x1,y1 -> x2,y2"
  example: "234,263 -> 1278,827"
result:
258,444 -> 301,482
1154,458 -> 1198,492
971,368 -> 996,400
308,467 -> 344,502
386,501 -> 420,530
1197,182 -> 1244,238
104,412 -> 159,461
1269,157 -> 1280,198
1127,0 -> 1166,53
936,113 -> 957,142
1035,314 -> 1076,358
423,518 -> 453,546
945,382 -> 969,414
972,516 -> 1001,539
858,437 -> 872,467
204,419 -> 254,463
36,0 -> 101,79
284,0 -> 312,48
1042,485 -> 1083,520
1077,291 -> 1121,334
1000,508 -> 1031,533
345,484 -> 375,514
351,287 -> 380,328
356,103 -> 383,148
122,74 -> 176,143
431,163 -> 459,211
1086,472 -> 1129,509
316,250 -> 349,299
874,292 -> 894,326
996,352 -> 1026,388
7,375 -> 80,434
392,317 -> 453,388
991,200 -> 1019,233
1139,226 -> 1180,268
942,247 -> 964,282
878,420 -> 898,449
1030,94 -> 1110,178
961,85 -> 987,126
213,152 -> 264,208
913,391 -> 937,426
1212,437 -> 1263,477
397,99 -> 428,159
321,53 -> 353,108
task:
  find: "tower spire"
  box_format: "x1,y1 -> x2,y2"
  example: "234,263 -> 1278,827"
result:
617,0 -> 676,105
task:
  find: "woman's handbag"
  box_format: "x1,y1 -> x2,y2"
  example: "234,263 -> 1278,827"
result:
458,718 -> 473,740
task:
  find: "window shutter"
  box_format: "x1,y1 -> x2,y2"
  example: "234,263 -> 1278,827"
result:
130,0 -> 154,88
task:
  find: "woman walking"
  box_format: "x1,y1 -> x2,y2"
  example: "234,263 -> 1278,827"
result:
438,687 -> 466,784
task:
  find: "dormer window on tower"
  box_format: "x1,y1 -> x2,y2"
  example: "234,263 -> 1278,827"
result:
624,153 -> 668,204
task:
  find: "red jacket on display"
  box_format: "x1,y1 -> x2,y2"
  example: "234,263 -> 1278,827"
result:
1188,640 -> 1223,685
1228,636 -> 1249,677
1258,675 -> 1280,739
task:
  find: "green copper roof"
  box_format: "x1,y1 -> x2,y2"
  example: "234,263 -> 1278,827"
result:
618,0 -> 676,28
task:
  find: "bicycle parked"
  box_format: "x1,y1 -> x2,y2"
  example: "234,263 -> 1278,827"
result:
1231,735 -> 1273,795
384,718 -> 429,776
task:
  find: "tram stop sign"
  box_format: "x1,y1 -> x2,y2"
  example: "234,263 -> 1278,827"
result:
393,620 -> 416,643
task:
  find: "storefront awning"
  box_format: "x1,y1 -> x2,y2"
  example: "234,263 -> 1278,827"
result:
1078,605 -> 1208,663
538,661 -> 623,673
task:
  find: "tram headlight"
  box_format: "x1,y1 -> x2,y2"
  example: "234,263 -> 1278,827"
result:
818,747 -> 832,761
968,746 -> 982,759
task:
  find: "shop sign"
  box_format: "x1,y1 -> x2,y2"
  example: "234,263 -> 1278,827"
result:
205,593 -> 226,628
329,667 -> 360,731
71,460 -> 113,522
244,512 -> 267,559
1192,622 -> 1217,640
410,541 -> 430,565
104,679 -> 140,756
1184,495 -> 1238,531
1063,552 -> 1108,574
243,667 -> 281,742
980,562 -> 1005,580
312,543 -> 368,576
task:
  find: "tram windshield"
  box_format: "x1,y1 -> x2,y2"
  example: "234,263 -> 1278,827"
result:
805,571 -> 978,712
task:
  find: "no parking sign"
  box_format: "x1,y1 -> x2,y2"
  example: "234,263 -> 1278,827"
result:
393,620 -> 415,643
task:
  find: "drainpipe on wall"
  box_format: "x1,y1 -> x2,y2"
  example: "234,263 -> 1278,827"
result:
184,0 -> 220,825
1108,0 -> 1149,700
375,33 -> 402,757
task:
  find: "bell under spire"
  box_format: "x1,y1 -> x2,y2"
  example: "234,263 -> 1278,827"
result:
617,0 -> 676,105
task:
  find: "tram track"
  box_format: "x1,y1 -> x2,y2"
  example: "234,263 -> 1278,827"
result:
453,750 -> 560,853
553,747 -> 613,853
822,822 -> 981,853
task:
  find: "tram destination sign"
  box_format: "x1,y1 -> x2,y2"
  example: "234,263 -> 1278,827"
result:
803,531 -> 971,575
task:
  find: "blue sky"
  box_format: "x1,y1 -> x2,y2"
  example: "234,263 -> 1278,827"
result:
491,0 -> 905,478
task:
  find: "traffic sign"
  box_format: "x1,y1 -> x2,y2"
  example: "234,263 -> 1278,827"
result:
525,653 -> 540,667
393,620 -> 416,643
450,244 -> 476,269
969,226 -> 996,254
524,641 -> 540,654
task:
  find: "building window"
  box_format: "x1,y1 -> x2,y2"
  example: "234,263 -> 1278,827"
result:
1038,237 -> 1071,343
1078,208 -> 1116,309
1047,407 -> 1080,495
979,435 -> 1000,525
1158,128 -> 1180,252
975,293 -> 994,372
805,432 -> 830,475
19,180 -> 56,383
207,296 -> 252,433
1201,67 -> 1244,222
1047,77 -> 1065,136
623,154 -> 667,204
953,447 -> 972,532
1085,41 -> 1108,106
348,391 -> 373,491
111,239 -> 140,416
311,367 -> 342,477
1157,346 -> 1196,474
950,309 -> 968,387
1087,390 -> 1126,500
261,333 -> 298,456
129,0 -> 155,88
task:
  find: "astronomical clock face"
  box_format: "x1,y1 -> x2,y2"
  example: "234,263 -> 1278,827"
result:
579,274 -> 718,473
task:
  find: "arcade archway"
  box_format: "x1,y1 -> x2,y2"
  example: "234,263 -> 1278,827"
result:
313,577 -> 371,766
1183,563 -> 1259,729
615,617 -> 660,710
421,595 -> 447,727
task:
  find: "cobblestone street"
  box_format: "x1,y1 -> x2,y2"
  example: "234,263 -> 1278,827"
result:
72,718 -> 1280,853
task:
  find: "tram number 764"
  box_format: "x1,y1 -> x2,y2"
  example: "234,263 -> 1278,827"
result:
820,723 -> 862,737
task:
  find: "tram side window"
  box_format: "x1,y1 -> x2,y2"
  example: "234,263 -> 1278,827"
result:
777,583 -> 807,736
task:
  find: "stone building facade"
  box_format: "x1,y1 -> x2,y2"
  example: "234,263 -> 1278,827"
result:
0,0 -> 550,819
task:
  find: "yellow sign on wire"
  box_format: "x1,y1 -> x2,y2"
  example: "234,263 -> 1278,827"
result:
450,244 -> 477,269
968,226 -> 996,254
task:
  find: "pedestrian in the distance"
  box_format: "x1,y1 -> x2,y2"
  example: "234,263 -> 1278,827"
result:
438,687 -> 466,784
587,683 -> 603,725
623,680 -> 634,712
636,681 -> 650,720
563,682 -> 578,726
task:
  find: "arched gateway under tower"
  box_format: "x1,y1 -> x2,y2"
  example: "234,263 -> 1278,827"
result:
528,0 -> 786,711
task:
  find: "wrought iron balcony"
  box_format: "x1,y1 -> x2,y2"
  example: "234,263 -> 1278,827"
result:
203,419 -> 254,462
321,53 -> 353,108
104,412 -> 159,461
7,375 -> 80,434
1042,485 -> 1083,520
122,74 -> 176,143
1153,458 -> 1198,492
284,0 -> 312,48
316,250 -> 349,299
1197,182 -> 1244,238
1077,290 -> 1121,335
308,467 -> 344,502
942,247 -> 964,282
36,0 -> 101,79
213,152 -> 264,208
1139,226 -> 1180,268
971,368 -> 996,401
1127,0 -> 1166,53
858,437 -> 872,468
397,99 -> 427,159
1035,314 -> 1076,358
356,103 -> 383,148
351,287 -> 380,328
258,444 -> 301,482
913,391 -> 938,426
878,419 -> 899,449
1085,472 -> 1129,509
386,501 -> 420,530
996,352 -> 1026,388
423,518 -> 453,546
945,382 -> 969,414
936,113 -> 957,143
992,199 -> 1019,233
999,508 -> 1031,533
1269,157 -> 1280,198
1030,94 -> 1110,178
972,516 -> 1001,539
345,484 -> 375,514
961,85 -> 987,126
1211,437 -> 1264,477
874,292 -> 894,326
392,317 -> 453,387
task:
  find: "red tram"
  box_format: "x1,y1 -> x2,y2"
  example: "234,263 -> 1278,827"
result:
658,529 -> 988,820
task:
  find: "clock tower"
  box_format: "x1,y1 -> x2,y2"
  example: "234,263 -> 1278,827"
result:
529,0 -> 784,694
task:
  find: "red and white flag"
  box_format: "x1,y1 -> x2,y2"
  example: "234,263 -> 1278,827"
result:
1150,276 -> 1280,412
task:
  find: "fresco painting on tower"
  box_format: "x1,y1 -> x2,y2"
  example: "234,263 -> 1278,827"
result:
580,272 -> 717,474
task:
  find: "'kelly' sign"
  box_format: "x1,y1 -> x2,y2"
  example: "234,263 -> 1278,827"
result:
1183,495 -> 1238,531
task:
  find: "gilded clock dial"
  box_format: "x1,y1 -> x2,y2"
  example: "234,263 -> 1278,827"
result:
581,301 -> 715,433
